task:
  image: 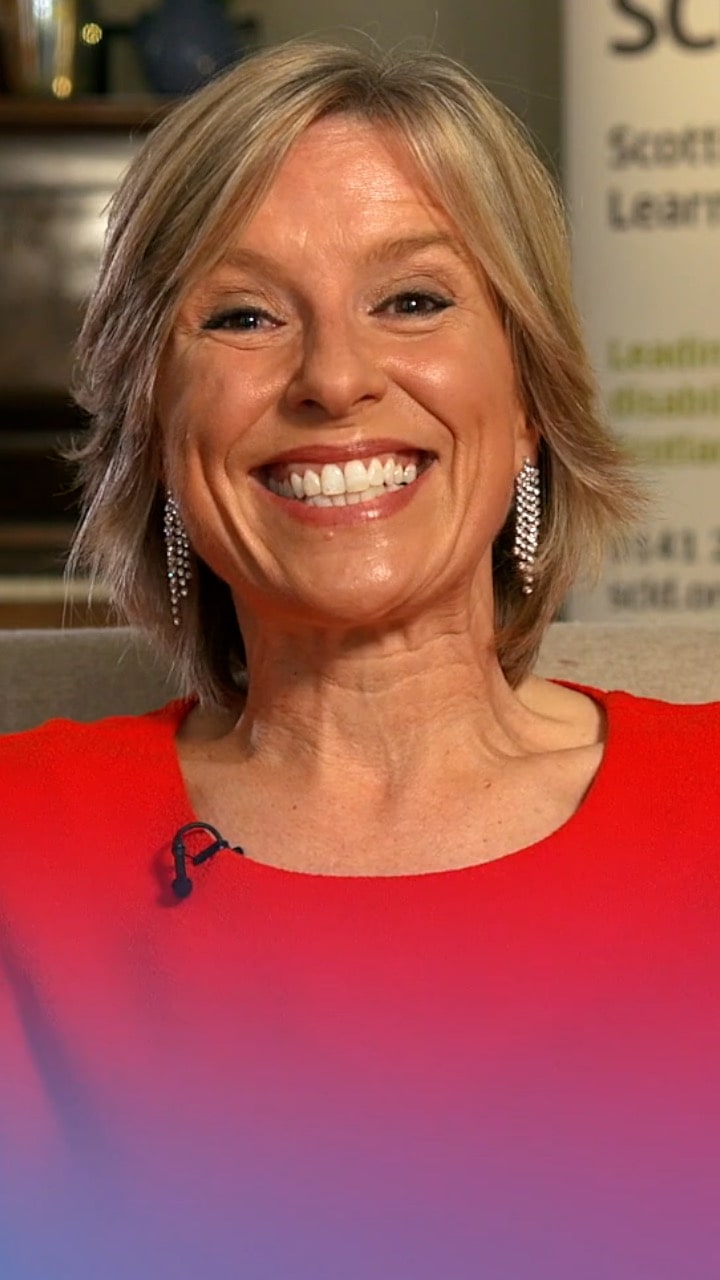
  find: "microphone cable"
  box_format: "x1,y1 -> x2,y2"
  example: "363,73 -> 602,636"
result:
170,822 -> 245,899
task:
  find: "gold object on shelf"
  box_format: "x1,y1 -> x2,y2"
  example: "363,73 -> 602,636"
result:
4,0 -> 79,97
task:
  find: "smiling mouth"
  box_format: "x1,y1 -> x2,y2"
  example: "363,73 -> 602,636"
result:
256,450 -> 435,507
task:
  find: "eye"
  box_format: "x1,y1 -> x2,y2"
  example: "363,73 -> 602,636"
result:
374,290 -> 453,318
202,306 -> 280,332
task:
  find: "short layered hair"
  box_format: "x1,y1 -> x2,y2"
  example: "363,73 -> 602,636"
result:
69,39 -> 642,703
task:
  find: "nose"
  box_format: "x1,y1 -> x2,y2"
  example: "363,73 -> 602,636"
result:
284,316 -> 388,419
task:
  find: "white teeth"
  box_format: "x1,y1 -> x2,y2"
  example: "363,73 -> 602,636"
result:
367,457 -> 385,487
321,463 -> 346,496
302,469 -> 322,497
344,459 -> 370,493
311,494 -> 333,507
359,485 -> 386,503
266,452 -> 430,503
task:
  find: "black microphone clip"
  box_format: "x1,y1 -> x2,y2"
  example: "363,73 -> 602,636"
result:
171,822 -> 244,899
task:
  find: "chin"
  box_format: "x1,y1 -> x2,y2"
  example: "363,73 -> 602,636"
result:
287,576 -> 429,633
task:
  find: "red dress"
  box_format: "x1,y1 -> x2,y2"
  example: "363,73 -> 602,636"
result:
1,689 -> 719,1279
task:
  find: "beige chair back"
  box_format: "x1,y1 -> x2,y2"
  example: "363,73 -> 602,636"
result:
1,622 -> 718,734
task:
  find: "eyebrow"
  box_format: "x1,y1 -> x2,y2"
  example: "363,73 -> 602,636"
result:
362,231 -> 469,266
213,232 -> 468,279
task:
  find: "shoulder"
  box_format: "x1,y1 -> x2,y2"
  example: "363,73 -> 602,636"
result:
0,700 -> 195,931
551,688 -> 720,848
554,678 -> 720,731
599,690 -> 720,806
0,699 -> 194,798
0,699 -> 195,878
603,688 -> 720,734
527,675 -> 720,754
545,681 -> 720,802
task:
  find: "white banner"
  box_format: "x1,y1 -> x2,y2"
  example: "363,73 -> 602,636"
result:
564,0 -> 720,619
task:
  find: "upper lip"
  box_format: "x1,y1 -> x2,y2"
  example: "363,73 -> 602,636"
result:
257,439 -> 434,469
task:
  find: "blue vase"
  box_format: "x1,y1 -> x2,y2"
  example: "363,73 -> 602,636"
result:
134,0 -> 240,96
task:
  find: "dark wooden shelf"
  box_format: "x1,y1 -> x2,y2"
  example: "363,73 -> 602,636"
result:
0,96 -> 176,131
0,395 -> 86,523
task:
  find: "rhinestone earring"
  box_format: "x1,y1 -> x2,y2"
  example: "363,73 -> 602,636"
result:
163,491 -> 192,627
512,458 -> 541,595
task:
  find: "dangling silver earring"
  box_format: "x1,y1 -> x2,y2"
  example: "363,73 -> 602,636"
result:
513,458 -> 541,595
163,491 -> 192,627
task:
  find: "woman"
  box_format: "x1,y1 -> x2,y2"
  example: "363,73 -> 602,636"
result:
2,40 -> 719,1280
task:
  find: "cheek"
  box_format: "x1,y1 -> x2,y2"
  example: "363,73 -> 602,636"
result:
158,348 -> 256,464
396,326 -> 518,418
156,342 -> 204,452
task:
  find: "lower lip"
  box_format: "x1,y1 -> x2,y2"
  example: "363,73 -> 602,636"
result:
252,462 -> 436,526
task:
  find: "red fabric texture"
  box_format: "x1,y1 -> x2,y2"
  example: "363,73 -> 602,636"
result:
1,687 -> 720,1277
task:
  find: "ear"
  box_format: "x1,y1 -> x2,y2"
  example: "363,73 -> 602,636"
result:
513,408 -> 539,471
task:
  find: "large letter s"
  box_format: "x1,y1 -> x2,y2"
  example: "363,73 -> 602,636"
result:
609,0 -> 658,53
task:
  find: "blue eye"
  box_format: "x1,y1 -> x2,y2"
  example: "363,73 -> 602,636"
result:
203,308 -> 275,331
377,291 -> 453,317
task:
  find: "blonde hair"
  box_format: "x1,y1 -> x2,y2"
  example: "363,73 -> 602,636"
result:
69,38 -> 642,703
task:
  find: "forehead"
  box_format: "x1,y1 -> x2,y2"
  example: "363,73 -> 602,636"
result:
235,115 -> 457,251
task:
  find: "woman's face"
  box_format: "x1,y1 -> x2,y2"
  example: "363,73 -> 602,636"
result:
158,116 -> 535,634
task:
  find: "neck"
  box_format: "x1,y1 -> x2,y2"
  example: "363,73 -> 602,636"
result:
217,602 -> 542,801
